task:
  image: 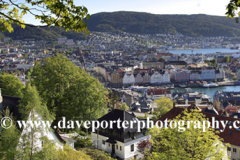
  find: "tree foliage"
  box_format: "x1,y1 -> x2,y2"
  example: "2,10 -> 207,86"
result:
17,83 -> 56,160
152,97 -> 173,121
118,102 -> 129,111
0,0 -> 90,33
108,90 -> 121,109
233,75 -> 237,80
158,58 -> 167,62
57,145 -> 92,160
73,136 -> 93,150
223,56 -> 230,63
0,74 -> 25,98
0,108 -> 21,160
137,138 -> 151,156
204,59 -> 217,67
148,109 -> 228,160
81,148 -> 116,160
226,0 -> 240,23
30,53 -> 108,121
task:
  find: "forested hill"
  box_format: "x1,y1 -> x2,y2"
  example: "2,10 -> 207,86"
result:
2,11 -> 240,41
0,24 -> 88,42
87,11 -> 240,37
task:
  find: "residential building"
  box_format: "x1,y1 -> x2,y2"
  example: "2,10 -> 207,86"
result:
190,70 -> 201,81
142,72 -> 151,84
123,73 -> 135,84
134,72 -> 143,84
91,109 -> 150,160
150,71 -> 161,84
213,91 -> 240,110
145,88 -> 171,99
201,68 -> 216,80
170,69 -> 190,82
57,37 -> 67,44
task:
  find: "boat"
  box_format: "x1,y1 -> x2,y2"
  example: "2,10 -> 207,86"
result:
230,46 -> 239,50
170,84 -> 175,88
179,84 -> 187,88
203,83 -> 218,88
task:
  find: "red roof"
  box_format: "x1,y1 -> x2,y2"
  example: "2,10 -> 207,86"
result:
155,107 -> 240,146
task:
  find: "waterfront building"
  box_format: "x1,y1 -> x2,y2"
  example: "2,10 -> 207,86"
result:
123,72 -> 135,84
170,69 -> 191,82
200,68 -> 216,80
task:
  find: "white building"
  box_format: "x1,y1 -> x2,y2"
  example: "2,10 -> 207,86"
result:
91,109 -> 151,160
123,73 -> 135,84
190,71 -> 201,81
161,71 -> 170,83
150,71 -> 161,84
201,68 -> 216,80
216,68 -> 225,80
57,37 -> 67,44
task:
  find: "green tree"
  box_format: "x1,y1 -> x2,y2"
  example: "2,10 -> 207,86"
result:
73,136 -> 93,150
211,59 -> 217,64
223,56 -> 230,63
17,83 -> 56,160
81,148 -> 116,160
57,145 -> 92,160
148,109 -> 228,160
1,50 -> 6,54
108,91 -> 121,109
158,58 -> 167,62
0,108 -> 21,160
152,97 -> 173,121
0,74 -> 25,97
0,0 -> 90,33
233,75 -> 237,80
30,53 -> 108,121
119,102 -> 129,111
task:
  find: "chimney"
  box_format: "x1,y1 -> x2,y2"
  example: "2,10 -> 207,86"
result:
185,99 -> 188,105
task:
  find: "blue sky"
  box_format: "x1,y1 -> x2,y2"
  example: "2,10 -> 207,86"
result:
22,0 -> 229,25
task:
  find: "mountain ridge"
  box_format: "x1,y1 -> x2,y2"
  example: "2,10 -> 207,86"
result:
1,11 -> 240,42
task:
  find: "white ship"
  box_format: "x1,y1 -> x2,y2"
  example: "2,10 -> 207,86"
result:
203,83 -> 218,88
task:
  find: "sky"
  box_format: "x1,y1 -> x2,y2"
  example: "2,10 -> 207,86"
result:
22,0 -> 230,25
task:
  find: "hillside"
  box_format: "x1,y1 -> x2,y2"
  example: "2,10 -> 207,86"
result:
87,11 -> 240,37
1,24 -> 88,42
2,11 -> 240,41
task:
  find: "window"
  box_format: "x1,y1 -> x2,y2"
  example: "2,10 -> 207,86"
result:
109,143 -> 110,147
102,140 -> 105,145
131,144 -> 134,152
120,146 -> 122,151
233,148 -> 237,153
227,147 -> 231,151
116,145 -> 118,150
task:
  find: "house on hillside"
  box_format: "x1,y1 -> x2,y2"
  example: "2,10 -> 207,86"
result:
91,109 -> 150,160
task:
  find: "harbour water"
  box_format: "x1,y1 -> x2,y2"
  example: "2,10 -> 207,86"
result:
169,85 -> 240,101
168,48 -> 239,54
